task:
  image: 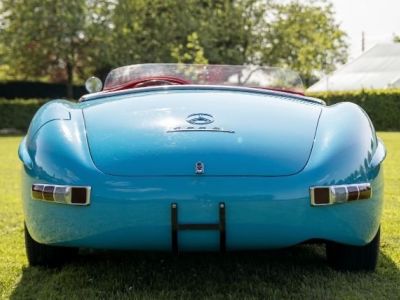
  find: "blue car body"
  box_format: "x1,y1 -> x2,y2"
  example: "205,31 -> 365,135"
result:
19,85 -> 386,252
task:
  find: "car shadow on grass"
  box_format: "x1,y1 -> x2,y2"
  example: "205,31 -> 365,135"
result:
10,245 -> 400,299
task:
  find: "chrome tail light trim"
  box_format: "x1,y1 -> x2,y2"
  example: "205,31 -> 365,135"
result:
310,183 -> 371,206
31,184 -> 91,206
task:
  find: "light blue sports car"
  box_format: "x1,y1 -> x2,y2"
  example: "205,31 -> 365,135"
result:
19,64 -> 386,270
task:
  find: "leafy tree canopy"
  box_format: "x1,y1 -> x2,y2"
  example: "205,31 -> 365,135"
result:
259,0 -> 348,85
0,0 -> 114,97
0,0 -> 348,93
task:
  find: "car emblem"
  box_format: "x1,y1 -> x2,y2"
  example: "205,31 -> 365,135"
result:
195,161 -> 205,174
186,113 -> 214,125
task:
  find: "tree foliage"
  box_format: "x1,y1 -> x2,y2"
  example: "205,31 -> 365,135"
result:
171,32 -> 208,65
259,0 -> 348,85
0,0 -> 349,91
101,0 -> 252,66
0,0 -> 114,97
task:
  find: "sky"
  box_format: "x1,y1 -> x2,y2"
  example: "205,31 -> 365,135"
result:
329,0 -> 400,60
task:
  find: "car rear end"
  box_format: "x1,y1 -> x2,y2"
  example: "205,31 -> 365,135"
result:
21,88 -> 384,254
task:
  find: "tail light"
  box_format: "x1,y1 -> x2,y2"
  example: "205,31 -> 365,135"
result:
310,183 -> 371,206
31,184 -> 90,206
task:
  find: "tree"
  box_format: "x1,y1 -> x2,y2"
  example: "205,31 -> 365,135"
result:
171,32 -> 208,64
98,0 -> 262,67
0,0 -> 114,98
102,0 -> 195,66
193,0 -> 261,65
259,0 -> 348,85
0,0 -> 348,90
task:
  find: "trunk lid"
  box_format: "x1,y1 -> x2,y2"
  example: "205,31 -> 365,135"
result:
82,89 -> 321,176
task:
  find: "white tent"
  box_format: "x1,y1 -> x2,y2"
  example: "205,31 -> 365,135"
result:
308,43 -> 400,92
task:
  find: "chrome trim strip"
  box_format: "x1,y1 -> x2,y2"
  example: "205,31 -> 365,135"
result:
80,85 -> 325,105
343,185 -> 349,202
167,128 -> 235,133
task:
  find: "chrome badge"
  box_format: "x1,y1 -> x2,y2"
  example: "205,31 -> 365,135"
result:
195,161 -> 205,174
186,113 -> 214,125
167,113 -> 234,133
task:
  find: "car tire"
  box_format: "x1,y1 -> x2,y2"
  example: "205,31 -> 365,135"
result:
326,227 -> 380,271
24,223 -> 78,267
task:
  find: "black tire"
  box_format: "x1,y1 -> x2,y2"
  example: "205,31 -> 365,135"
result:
326,227 -> 380,271
25,223 -> 78,267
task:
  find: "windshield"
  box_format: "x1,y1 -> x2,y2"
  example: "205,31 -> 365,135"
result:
104,64 -> 304,93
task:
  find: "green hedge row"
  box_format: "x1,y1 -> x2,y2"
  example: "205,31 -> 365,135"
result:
307,89 -> 400,131
0,81 -> 85,99
0,99 -> 47,133
0,89 -> 399,133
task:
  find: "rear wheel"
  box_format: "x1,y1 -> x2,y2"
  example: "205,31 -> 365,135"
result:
25,223 -> 78,267
326,227 -> 380,271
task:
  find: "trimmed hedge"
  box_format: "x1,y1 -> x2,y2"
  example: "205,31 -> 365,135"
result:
0,99 -> 47,132
0,81 -> 85,99
1,89 -> 400,133
307,89 -> 400,131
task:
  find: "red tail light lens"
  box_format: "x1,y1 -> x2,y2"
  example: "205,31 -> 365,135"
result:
71,187 -> 89,204
312,187 -> 330,205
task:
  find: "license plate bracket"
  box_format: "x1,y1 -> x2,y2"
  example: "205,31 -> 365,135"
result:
171,202 -> 226,253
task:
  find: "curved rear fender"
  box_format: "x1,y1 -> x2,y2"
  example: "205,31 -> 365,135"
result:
19,100 -> 71,169
26,100 -> 72,139
303,102 -> 385,184
19,101 -> 100,183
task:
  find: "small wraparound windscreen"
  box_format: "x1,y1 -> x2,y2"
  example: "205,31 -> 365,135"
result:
103,64 -> 304,93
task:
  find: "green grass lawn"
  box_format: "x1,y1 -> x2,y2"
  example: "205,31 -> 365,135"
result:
1,133 -> 399,299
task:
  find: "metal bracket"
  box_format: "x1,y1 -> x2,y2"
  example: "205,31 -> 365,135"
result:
171,202 -> 226,253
